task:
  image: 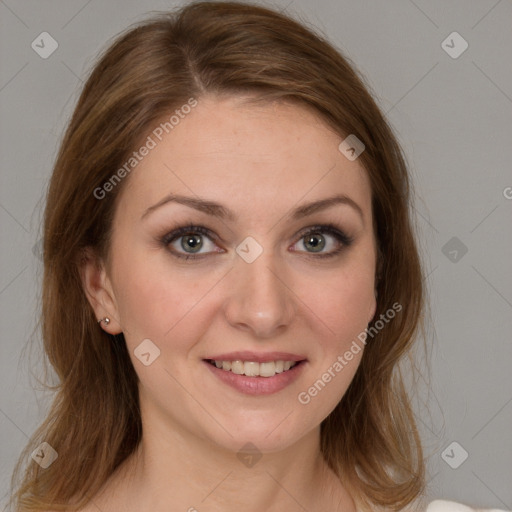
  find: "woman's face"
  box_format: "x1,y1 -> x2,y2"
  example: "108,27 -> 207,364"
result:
90,95 -> 377,453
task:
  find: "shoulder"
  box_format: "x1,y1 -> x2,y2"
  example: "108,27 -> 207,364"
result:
425,500 -> 510,512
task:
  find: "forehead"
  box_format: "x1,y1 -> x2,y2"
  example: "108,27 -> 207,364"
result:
115,95 -> 372,225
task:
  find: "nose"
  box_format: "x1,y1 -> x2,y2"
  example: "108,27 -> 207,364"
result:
223,250 -> 296,338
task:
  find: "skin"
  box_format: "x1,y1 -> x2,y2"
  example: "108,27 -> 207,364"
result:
81,95 -> 378,512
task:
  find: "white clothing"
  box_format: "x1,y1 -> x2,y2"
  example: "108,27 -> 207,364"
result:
426,500 -> 510,512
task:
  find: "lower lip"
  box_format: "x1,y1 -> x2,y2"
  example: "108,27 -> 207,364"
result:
203,360 -> 306,395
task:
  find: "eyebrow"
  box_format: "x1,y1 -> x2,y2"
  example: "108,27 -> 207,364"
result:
141,193 -> 364,222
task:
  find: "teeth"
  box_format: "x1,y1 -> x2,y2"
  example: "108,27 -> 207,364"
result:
259,362 -> 276,377
210,359 -> 298,377
231,361 -> 244,375
244,361 -> 260,377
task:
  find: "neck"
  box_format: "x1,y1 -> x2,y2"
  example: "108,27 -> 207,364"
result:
98,412 -> 354,511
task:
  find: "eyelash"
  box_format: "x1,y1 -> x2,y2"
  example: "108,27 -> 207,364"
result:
160,223 -> 354,261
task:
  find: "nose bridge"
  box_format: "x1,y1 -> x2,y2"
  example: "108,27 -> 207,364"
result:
223,246 -> 295,337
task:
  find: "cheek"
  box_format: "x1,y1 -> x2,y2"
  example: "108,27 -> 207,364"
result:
308,267 -> 375,347
296,272 -> 373,418
110,241 -> 229,362
109,241 -> 200,343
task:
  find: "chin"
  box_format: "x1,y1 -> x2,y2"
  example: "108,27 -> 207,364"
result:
198,412 -> 317,456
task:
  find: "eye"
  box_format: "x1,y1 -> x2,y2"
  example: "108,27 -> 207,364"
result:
161,225 -> 221,260
160,223 -> 353,261
291,224 -> 353,258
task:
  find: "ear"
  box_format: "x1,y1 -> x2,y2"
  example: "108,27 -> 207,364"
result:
367,290 -> 377,323
369,244 -> 382,323
78,247 -> 122,334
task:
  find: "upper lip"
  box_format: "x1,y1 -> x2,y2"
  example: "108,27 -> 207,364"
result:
205,351 -> 307,363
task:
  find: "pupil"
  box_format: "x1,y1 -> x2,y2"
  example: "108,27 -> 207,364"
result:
305,233 -> 325,252
182,234 -> 202,253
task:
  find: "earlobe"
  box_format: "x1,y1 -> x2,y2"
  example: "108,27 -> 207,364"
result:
78,247 -> 122,334
367,290 -> 378,323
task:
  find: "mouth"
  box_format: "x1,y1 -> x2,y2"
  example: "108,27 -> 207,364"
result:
202,353 -> 308,395
204,358 -> 305,378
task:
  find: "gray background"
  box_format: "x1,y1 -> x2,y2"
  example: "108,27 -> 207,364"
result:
1,0 -> 511,509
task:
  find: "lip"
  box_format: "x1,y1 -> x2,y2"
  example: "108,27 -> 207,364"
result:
203,359 -> 307,396
205,351 -> 307,363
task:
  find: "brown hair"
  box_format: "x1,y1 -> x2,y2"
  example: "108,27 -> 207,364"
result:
9,2 -> 426,510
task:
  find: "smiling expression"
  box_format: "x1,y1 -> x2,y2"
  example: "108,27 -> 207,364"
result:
94,94 -> 378,453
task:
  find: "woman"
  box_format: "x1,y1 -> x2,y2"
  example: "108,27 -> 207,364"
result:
8,2 -> 508,511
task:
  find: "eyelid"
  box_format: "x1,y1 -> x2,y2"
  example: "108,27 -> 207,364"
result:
160,223 -> 353,260
161,224 -> 221,260
294,223 -> 353,246
160,224 -> 218,246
